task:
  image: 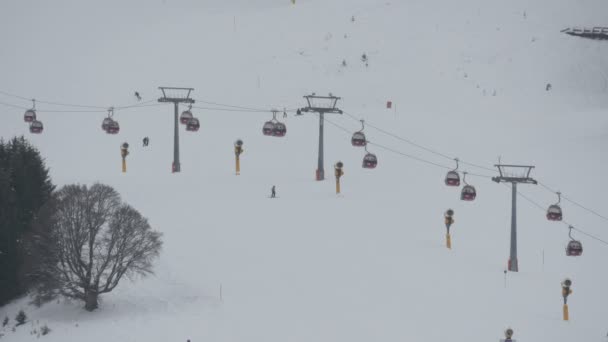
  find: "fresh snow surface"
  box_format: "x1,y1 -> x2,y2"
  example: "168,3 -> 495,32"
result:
1,0 -> 608,341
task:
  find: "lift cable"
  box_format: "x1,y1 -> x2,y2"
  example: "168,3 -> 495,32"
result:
341,109 -> 608,224
0,99 -> 160,113
190,104 -> 270,113
342,110 -> 497,173
327,111 -> 608,247
0,89 -> 157,111
322,114 -> 494,178
4,88 -> 607,224
507,184 -> 608,246
537,181 -> 608,223
192,98 -> 274,112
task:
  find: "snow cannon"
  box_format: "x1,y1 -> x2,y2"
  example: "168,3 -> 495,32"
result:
444,209 -> 455,228
444,209 -> 455,249
562,278 -> 572,299
120,142 -> 129,173
502,327 -> 514,341
121,143 -> 129,158
562,278 -> 572,320
334,161 -> 344,176
334,161 -> 344,194
234,139 -> 244,156
234,139 -> 244,175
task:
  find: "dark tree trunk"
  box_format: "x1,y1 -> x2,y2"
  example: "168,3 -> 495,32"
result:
84,290 -> 99,311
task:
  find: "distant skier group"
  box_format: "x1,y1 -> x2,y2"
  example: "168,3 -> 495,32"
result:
339,15 -> 369,68
341,53 -> 368,68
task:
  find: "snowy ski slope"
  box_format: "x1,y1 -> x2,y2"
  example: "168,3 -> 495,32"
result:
1,0 -> 608,341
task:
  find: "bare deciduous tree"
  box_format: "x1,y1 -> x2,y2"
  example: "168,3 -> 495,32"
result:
31,183 -> 162,311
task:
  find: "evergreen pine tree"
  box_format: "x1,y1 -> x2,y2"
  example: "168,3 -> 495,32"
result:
0,137 -> 54,306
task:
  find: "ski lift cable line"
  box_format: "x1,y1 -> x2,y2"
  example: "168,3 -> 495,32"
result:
0,89 -> 157,111
192,98 -> 273,112
510,184 -> 608,247
570,226 -> 608,245
0,89 -> 108,109
538,181 -> 608,223
190,105 -> 271,113
0,89 -> 31,102
322,115 -> 493,178
4,88 -> 606,220
0,101 -> 28,110
0,101 -> 103,113
34,109 -> 106,113
0,100 -> 161,113
382,148 -> 492,179
341,110 -> 497,173
369,141 -> 468,171
114,100 -> 158,110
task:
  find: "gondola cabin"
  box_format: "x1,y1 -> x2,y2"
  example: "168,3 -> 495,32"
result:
546,204 -> 563,221
566,240 -> 583,256
180,110 -> 193,125
445,171 -> 460,186
362,153 -> 377,169
24,109 -> 36,123
262,121 -> 275,136
351,132 -> 366,146
186,117 -> 200,132
29,120 -> 43,134
106,120 -> 120,134
460,185 -> 476,201
102,117 -> 113,131
273,122 -> 287,137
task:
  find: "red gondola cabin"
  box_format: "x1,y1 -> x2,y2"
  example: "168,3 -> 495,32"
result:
102,117 -> 113,131
461,185 -> 476,201
362,153 -> 377,169
180,110 -> 193,125
445,171 -> 460,186
351,132 -> 366,146
566,240 -> 583,256
186,117 -> 200,132
29,120 -> 43,134
106,120 -> 120,134
24,109 -> 36,123
547,204 -> 563,221
273,122 -> 287,137
262,121 -> 275,136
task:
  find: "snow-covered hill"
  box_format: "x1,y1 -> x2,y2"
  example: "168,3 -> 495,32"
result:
1,0 -> 608,341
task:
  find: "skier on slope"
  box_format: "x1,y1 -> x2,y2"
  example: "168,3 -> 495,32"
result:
134,91 -> 142,101
271,185 -> 276,198
143,136 -> 149,147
